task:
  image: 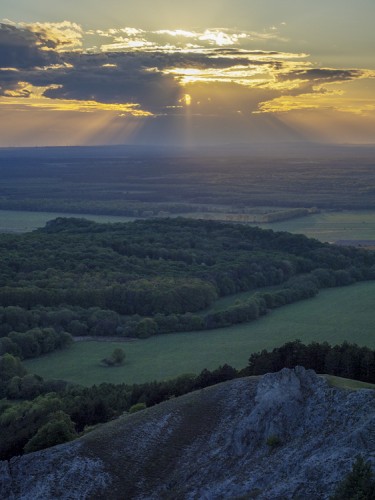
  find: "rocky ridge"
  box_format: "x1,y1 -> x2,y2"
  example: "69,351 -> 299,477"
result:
1,367 -> 374,499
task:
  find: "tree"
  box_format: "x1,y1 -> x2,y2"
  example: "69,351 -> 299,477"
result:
0,393 -> 63,459
0,337 -> 20,357
0,353 -> 26,382
135,318 -> 158,338
101,347 -> 126,366
23,411 -> 77,454
111,347 -> 126,365
331,456 -> 375,499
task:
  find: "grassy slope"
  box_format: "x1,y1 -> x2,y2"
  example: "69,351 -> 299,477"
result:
24,281 -> 375,386
323,375 -> 375,391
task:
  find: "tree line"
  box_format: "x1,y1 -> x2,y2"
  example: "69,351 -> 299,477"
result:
0,327 -> 72,360
242,339 -> 375,383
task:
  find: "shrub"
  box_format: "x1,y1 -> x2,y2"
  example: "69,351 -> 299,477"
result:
266,435 -> 282,448
331,456 -> 375,500
101,347 -> 126,367
129,403 -> 146,414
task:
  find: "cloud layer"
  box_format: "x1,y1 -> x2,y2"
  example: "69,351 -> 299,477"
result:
0,20 -> 374,120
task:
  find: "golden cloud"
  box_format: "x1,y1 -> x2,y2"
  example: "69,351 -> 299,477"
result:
89,26 -> 286,53
0,84 -> 152,116
12,20 -> 83,52
256,91 -> 375,115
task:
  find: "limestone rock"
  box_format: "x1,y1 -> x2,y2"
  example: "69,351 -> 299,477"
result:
1,367 -> 374,499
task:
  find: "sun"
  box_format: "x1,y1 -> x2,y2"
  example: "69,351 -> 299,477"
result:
184,94 -> 192,106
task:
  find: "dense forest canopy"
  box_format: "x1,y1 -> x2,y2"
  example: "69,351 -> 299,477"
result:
0,217 -> 374,360
0,152 -> 374,214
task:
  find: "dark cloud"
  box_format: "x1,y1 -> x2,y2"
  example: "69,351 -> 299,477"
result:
103,50 -> 263,70
36,50 -> 278,110
213,49 -> 281,56
279,68 -> 364,83
0,69 -> 31,97
0,45 -> 272,111
0,21 -> 282,110
42,63 -> 181,111
0,22 -> 371,116
0,23 -> 58,69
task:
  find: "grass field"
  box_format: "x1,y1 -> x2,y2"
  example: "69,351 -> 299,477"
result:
252,210 -> 375,242
1,209 -> 374,243
0,210 -> 136,233
24,281 -> 375,386
188,209 -> 375,242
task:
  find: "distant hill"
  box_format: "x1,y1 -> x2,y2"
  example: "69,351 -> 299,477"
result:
1,367 -> 374,499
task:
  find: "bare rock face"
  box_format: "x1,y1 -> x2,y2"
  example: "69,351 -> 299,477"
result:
1,367 -> 374,499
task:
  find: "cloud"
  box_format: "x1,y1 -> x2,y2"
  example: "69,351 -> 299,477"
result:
256,91 -> 375,115
41,60 -> 181,112
21,21 -> 83,52
0,20 -> 374,120
0,90 -> 152,116
278,68 -> 366,83
256,68 -> 375,113
0,22 -> 56,69
88,26 -> 286,53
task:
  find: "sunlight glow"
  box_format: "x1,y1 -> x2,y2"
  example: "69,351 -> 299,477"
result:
164,65 -> 270,85
257,92 -> 375,115
0,91 -> 152,117
183,94 -> 192,106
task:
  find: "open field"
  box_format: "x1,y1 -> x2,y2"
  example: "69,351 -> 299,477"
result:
251,210 -> 375,242
0,209 -> 136,233
1,208 -> 374,244
25,281 -> 375,386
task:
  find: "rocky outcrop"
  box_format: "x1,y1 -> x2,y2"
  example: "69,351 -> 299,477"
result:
1,367 -> 374,499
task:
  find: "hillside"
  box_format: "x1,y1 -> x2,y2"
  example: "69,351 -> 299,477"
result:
1,367 -> 374,499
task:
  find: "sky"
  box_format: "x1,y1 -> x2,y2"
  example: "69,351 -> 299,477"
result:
1,0 -> 375,147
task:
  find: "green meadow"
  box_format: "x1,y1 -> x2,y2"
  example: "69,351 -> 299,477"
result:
252,210 -> 375,242
1,209 -> 374,243
25,281 -> 375,386
0,209 -> 136,233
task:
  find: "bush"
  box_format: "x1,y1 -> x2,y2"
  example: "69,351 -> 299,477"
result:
331,456 -> 375,499
266,435 -> 282,448
24,411 -> 77,454
101,347 -> 126,367
129,403 -> 146,414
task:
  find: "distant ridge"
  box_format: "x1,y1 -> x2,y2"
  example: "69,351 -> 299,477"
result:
1,142 -> 375,159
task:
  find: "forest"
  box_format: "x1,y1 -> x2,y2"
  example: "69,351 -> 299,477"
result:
0,217 -> 374,361
0,149 -> 374,218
